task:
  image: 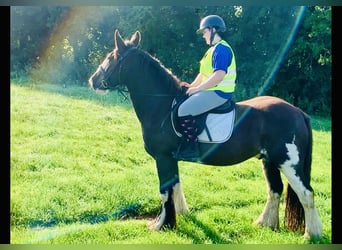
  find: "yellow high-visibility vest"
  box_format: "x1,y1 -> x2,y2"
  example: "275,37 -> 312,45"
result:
199,40 -> 236,93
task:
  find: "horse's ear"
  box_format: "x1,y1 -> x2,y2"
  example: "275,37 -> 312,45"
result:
130,31 -> 141,47
114,29 -> 126,51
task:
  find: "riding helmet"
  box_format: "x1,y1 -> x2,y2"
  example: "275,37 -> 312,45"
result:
197,15 -> 226,33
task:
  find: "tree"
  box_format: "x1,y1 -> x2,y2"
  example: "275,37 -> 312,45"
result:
268,6 -> 331,115
10,6 -> 331,116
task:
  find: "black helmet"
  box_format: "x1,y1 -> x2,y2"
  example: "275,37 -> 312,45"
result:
197,15 -> 226,33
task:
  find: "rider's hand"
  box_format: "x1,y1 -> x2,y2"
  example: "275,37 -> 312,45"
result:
179,81 -> 191,87
186,86 -> 200,96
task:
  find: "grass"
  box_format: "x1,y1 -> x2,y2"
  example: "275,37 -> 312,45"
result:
10,82 -> 332,244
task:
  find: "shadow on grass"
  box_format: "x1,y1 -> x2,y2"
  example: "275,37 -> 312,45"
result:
176,214 -> 233,244
27,203 -> 156,229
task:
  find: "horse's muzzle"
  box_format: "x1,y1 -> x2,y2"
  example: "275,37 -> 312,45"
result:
88,78 -> 108,95
95,89 -> 109,95
88,78 -> 94,89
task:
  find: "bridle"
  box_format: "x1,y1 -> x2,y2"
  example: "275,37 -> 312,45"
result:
94,45 -> 187,129
97,47 -> 137,90
95,46 -> 185,99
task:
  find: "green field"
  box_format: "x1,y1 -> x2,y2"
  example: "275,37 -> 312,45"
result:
10,83 -> 332,244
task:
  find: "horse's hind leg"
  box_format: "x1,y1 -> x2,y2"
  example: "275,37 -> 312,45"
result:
254,159 -> 283,230
281,165 -> 322,240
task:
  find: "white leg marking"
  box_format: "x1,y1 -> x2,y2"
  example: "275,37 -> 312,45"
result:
173,183 -> 190,214
255,150 -> 280,229
254,190 -> 280,229
302,192 -> 323,240
149,191 -> 168,230
280,138 -> 322,239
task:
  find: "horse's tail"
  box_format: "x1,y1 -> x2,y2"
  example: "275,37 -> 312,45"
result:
284,112 -> 312,232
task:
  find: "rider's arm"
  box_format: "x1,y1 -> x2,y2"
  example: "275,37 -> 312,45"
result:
180,73 -> 203,87
195,70 -> 225,90
186,70 -> 225,95
189,73 -> 203,87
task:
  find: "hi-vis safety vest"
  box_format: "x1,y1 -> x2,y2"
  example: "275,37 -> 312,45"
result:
199,40 -> 236,93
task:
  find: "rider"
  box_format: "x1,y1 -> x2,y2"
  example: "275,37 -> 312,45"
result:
176,14 -> 237,161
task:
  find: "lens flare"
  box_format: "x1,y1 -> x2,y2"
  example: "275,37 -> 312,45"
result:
30,6 -> 116,84
257,6 -> 306,96
202,7 -> 306,158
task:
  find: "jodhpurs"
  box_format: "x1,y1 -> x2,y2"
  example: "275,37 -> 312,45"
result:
178,90 -> 230,117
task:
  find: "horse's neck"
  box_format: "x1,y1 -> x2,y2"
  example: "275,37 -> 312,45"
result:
124,51 -> 182,125
126,82 -> 178,127
128,89 -> 175,125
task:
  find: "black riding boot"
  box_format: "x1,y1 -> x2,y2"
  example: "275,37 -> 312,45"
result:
175,116 -> 200,162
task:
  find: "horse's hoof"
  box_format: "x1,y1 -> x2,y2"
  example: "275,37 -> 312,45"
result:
304,231 -> 322,242
253,218 -> 279,230
148,216 -> 176,231
148,216 -> 162,230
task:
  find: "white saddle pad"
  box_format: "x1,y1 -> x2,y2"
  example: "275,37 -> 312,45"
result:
198,110 -> 235,143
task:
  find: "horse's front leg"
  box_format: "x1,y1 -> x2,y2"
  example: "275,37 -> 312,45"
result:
149,155 -> 189,230
253,160 -> 283,230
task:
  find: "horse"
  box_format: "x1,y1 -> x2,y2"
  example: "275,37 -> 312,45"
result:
88,29 -> 322,241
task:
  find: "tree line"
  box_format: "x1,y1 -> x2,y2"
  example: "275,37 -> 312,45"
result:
10,6 -> 331,116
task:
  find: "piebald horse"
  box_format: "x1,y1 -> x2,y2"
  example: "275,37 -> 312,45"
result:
88,30 -> 322,240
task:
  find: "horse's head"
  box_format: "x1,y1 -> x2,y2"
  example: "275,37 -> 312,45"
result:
88,29 -> 141,94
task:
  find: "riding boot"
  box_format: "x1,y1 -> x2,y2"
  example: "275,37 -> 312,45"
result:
175,116 -> 200,162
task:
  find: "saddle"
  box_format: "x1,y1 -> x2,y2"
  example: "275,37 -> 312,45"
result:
171,96 -> 236,143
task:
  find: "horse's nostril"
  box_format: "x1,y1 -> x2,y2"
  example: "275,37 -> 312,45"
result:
101,80 -> 108,88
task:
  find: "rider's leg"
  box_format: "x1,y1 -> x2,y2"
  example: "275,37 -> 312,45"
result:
178,91 -> 228,117
175,115 -> 200,161
175,91 -> 228,161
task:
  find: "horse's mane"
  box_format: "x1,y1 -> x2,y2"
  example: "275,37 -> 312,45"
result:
123,41 -> 183,94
